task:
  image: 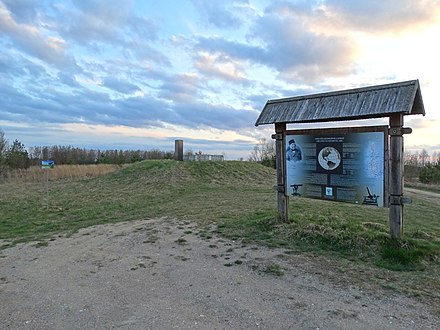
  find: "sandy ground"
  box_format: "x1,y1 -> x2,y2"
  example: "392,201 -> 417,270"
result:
1,217 -> 439,330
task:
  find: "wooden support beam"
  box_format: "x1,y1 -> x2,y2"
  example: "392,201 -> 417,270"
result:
389,114 -> 404,239
274,123 -> 289,222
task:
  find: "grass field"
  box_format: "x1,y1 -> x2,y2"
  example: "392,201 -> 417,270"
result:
1,160 -> 439,306
0,164 -> 125,184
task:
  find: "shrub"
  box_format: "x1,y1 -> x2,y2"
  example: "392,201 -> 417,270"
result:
6,139 -> 30,169
261,155 -> 276,169
419,164 -> 440,184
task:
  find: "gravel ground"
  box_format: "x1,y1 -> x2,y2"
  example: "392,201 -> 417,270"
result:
1,217 -> 439,329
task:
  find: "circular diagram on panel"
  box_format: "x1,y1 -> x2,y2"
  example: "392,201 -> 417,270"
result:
318,146 -> 341,170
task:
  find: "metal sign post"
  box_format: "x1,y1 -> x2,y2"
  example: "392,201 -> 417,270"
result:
44,170 -> 49,210
42,160 -> 55,210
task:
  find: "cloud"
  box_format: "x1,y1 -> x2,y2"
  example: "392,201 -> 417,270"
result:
64,0 -> 133,44
0,74 -> 258,133
191,0 -> 248,29
57,72 -> 81,89
194,53 -> 250,84
58,0 -> 159,47
405,117 -> 432,130
173,101 -> 259,130
2,0 -> 437,160
195,36 -> 263,63
0,51 -> 45,79
0,2 -> 78,70
2,0 -> 39,24
125,39 -> 171,66
244,83 -> 323,112
244,93 -> 274,112
249,2 -> 358,82
116,96 -> 177,127
102,77 -> 141,94
323,0 -> 440,33
167,99 -> 252,130
126,16 -> 158,40
53,0 -> 167,66
193,2 -> 358,83
158,73 -> 201,103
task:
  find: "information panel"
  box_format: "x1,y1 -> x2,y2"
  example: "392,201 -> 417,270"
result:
285,127 -> 387,206
41,160 -> 55,169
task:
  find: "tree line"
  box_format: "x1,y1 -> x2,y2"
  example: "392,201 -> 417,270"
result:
404,149 -> 440,167
0,130 -> 173,172
28,146 -> 174,166
404,150 -> 440,184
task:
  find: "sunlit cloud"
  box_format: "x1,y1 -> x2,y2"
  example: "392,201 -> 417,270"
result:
321,0 -> 440,34
194,52 -> 249,84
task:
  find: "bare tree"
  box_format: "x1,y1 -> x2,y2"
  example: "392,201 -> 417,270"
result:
406,151 -> 420,166
432,151 -> 440,165
404,151 -> 414,166
419,149 -> 429,166
249,138 -> 275,167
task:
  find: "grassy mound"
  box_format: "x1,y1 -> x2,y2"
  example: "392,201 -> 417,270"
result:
1,160 -> 439,268
0,160 -> 276,243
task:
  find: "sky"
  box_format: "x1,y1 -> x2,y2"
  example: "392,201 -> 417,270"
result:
0,0 -> 439,160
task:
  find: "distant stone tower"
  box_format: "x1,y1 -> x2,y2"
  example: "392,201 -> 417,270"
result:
174,140 -> 183,161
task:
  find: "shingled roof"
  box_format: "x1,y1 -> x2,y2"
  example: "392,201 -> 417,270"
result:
255,80 -> 425,126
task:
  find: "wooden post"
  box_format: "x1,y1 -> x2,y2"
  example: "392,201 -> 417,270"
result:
274,123 -> 289,222
389,114 -> 404,239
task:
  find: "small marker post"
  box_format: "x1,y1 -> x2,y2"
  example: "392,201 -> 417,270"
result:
41,160 -> 55,210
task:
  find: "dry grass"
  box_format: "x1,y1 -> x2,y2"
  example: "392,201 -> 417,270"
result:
0,164 -> 126,184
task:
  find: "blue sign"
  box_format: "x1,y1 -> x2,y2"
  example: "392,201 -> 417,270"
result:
42,160 -> 55,169
286,127 -> 387,206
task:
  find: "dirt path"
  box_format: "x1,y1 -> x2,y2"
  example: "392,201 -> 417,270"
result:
405,187 -> 440,205
1,217 -> 439,329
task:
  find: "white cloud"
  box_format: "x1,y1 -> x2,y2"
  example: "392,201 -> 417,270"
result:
194,52 -> 249,84
0,2 -> 77,70
322,0 -> 440,33
0,0 -> 439,158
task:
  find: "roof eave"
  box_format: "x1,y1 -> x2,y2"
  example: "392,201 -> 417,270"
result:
255,80 -> 426,126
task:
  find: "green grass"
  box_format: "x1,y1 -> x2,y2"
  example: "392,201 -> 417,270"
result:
405,181 -> 440,194
0,160 -> 276,243
217,191 -> 440,267
0,160 -> 439,306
